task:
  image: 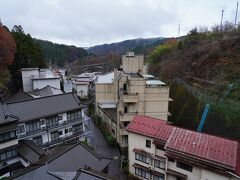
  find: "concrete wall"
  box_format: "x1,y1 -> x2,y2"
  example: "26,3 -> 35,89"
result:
122,55 -> 144,74
21,69 -> 39,92
76,84 -> 89,98
95,83 -> 115,103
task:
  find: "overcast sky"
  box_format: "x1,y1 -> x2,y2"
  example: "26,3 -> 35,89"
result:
0,0 -> 239,47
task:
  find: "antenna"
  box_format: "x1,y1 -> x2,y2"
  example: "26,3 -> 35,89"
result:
178,20 -> 181,37
220,10 -> 224,31
234,1 -> 239,28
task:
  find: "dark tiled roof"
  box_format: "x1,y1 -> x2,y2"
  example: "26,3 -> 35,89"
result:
101,108 -> 117,123
47,142 -> 112,172
17,140 -> 46,164
28,85 -> 63,97
6,91 -> 33,103
74,169 -> 115,180
11,142 -> 112,180
6,93 -> 82,122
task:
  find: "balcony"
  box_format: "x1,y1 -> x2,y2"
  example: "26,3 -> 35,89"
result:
18,117 -> 84,139
119,128 -> 128,136
42,129 -> 90,148
122,93 -> 138,103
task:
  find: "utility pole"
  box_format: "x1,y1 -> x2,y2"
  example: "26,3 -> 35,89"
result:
178,20 -> 181,37
234,1 -> 239,28
220,10 -> 224,32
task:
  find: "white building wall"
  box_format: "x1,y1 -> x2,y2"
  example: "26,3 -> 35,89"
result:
21,69 -> 39,92
0,139 -> 18,150
33,78 -> 60,90
76,84 -> 89,98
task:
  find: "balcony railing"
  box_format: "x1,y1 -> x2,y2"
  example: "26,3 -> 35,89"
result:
18,117 -> 84,139
122,93 -> 138,103
42,129 -> 90,148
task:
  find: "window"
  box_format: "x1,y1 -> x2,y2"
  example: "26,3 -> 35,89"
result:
168,157 -> 175,162
176,161 -> 193,172
135,153 -> 150,164
123,83 -> 127,92
123,122 -> 129,127
156,144 -> 165,151
67,110 -> 82,121
58,115 -> 62,121
17,124 -> 25,134
58,130 -> 63,136
123,135 -> 128,145
33,136 -> 43,145
135,167 -> 150,179
46,116 -> 59,127
65,129 -> 69,134
26,120 -> 41,133
0,149 -> 17,161
50,131 -> 59,142
153,175 -> 164,180
154,159 -> 166,169
146,140 -> 151,148
124,106 -> 128,113
73,123 -> 83,133
0,131 -> 16,143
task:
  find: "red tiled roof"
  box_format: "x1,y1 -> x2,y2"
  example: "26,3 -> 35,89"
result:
235,143 -> 240,176
126,115 -> 173,142
166,127 -> 238,170
127,115 -> 240,176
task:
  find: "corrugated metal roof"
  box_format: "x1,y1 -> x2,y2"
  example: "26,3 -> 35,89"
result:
126,115 -> 173,142
127,115 -> 240,176
96,72 -> 114,84
166,127 -> 238,170
146,80 -> 166,85
6,93 -> 82,122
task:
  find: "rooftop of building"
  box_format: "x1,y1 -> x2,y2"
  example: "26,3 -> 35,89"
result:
0,104 -> 18,127
146,80 -> 166,86
126,115 -> 240,176
6,93 -> 83,122
96,72 -> 114,84
28,85 -> 63,97
11,142 -> 113,180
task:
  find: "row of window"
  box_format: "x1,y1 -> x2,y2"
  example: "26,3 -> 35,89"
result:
0,149 -> 17,161
0,131 -> 16,143
67,111 -> 82,121
135,153 -> 166,170
135,167 -> 164,180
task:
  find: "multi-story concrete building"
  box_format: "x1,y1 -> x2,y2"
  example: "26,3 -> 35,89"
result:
127,115 -> 240,180
21,68 -> 61,92
0,93 -> 90,176
95,52 -> 170,147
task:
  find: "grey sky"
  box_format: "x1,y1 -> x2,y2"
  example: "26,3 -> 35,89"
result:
0,0 -> 239,47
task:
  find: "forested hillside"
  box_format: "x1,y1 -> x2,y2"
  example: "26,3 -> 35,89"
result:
88,37 -> 164,56
146,22 -> 240,139
34,39 -> 88,67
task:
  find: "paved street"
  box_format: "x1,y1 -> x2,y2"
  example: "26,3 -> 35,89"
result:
89,117 -> 126,179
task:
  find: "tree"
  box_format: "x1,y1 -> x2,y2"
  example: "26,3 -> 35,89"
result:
9,25 -> 46,93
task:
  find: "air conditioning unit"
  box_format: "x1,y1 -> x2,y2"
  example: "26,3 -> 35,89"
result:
59,120 -> 65,124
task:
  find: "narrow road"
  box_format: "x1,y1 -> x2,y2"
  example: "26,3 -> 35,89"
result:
89,117 -> 126,179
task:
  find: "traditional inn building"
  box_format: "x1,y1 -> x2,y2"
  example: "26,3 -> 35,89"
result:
0,93 -> 90,176
95,52 -> 170,147
127,115 -> 240,180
